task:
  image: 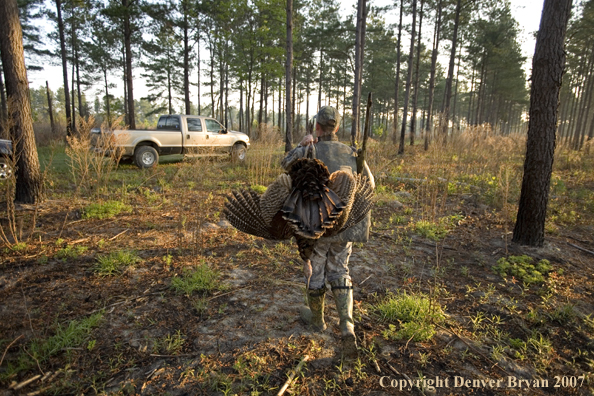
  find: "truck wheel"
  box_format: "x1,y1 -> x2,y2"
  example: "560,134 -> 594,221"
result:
135,146 -> 159,169
0,158 -> 13,179
231,143 -> 247,163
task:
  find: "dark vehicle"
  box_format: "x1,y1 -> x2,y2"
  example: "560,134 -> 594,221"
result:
0,139 -> 12,180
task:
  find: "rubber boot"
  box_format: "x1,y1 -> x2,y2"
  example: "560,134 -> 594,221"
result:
331,278 -> 358,359
299,288 -> 327,331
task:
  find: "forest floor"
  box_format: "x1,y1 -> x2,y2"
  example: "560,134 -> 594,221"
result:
1,132 -> 594,396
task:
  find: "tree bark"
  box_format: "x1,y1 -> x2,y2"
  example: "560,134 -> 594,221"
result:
512,0 -> 573,247
440,0 -> 461,143
0,0 -> 43,203
410,0 -> 424,146
55,0 -> 72,136
183,0 -> 191,115
285,0 -> 293,152
398,0 -> 417,154
424,0 -> 442,150
123,0 -> 135,129
46,81 -> 55,133
351,0 -> 368,146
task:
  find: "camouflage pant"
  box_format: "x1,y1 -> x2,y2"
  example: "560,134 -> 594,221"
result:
307,240 -> 352,289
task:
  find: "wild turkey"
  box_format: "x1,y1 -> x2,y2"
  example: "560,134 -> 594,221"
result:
223,158 -> 374,264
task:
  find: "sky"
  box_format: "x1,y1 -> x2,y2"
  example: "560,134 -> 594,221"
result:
26,0 -> 546,110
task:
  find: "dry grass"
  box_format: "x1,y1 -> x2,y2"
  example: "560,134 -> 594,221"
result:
65,116 -> 126,196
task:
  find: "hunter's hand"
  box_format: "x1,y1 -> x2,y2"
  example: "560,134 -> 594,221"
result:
300,134 -> 316,146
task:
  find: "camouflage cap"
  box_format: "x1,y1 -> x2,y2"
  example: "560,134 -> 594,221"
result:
316,106 -> 341,129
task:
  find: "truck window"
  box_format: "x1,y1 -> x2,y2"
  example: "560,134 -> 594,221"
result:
205,119 -> 223,133
187,118 -> 203,131
156,116 -> 181,131
157,117 -> 168,129
166,116 -> 181,130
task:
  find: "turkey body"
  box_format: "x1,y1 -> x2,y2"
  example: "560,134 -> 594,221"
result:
223,158 -> 374,262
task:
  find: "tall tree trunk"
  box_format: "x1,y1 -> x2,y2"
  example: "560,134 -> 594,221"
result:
398,0 -> 417,154
466,66 -> 475,127
0,0 -> 43,203
225,60 -> 229,128
197,38 -> 201,115
451,45 -> 462,134
424,0 -> 442,151
572,48 -> 594,149
410,0 -> 424,146
183,0 -> 191,115
122,48 -> 128,123
513,0 -> 573,247
351,0 -> 368,146
579,63 -> 594,149
440,0 -> 461,143
123,0 -> 135,129
285,0 -> 293,152
278,76 -> 282,130
46,81 -> 55,133
71,63 -> 76,133
239,81 -> 244,131
565,83 -> 581,146
318,50 -> 323,110
55,0 -> 72,136
103,70 -> 111,124
0,67 -> 7,127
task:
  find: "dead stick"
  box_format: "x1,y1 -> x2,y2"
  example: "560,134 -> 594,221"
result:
0,334 -> 24,367
109,229 -> 129,241
11,374 -> 41,390
568,242 -> 594,256
277,355 -> 310,396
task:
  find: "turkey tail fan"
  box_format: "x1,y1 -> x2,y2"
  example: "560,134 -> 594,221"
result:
260,173 -> 292,227
338,174 -> 375,232
223,189 -> 275,240
282,158 -> 345,238
328,170 -> 357,231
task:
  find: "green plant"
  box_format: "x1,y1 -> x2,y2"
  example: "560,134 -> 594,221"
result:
5,242 -> 27,253
83,200 -> 132,220
193,297 -> 209,314
95,250 -> 142,276
376,291 -> 445,342
493,255 -> 553,285
413,220 -> 448,241
1,312 -> 104,380
162,330 -> 185,354
56,245 -> 88,261
171,262 -> 222,296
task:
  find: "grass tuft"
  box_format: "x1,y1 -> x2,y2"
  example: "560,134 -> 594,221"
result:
492,255 -> 553,285
375,291 -> 445,342
82,200 -> 132,220
95,250 -> 142,276
171,262 -> 222,296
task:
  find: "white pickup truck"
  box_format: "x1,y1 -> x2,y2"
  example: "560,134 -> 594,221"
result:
92,114 -> 250,168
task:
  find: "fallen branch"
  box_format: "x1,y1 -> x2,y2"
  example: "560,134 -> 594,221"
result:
277,355 -> 310,396
70,237 -> 90,244
568,242 -> 594,257
10,374 -> 41,390
0,334 -> 23,367
109,229 -> 129,241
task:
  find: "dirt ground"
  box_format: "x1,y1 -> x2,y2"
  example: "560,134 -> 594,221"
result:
1,159 -> 594,396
